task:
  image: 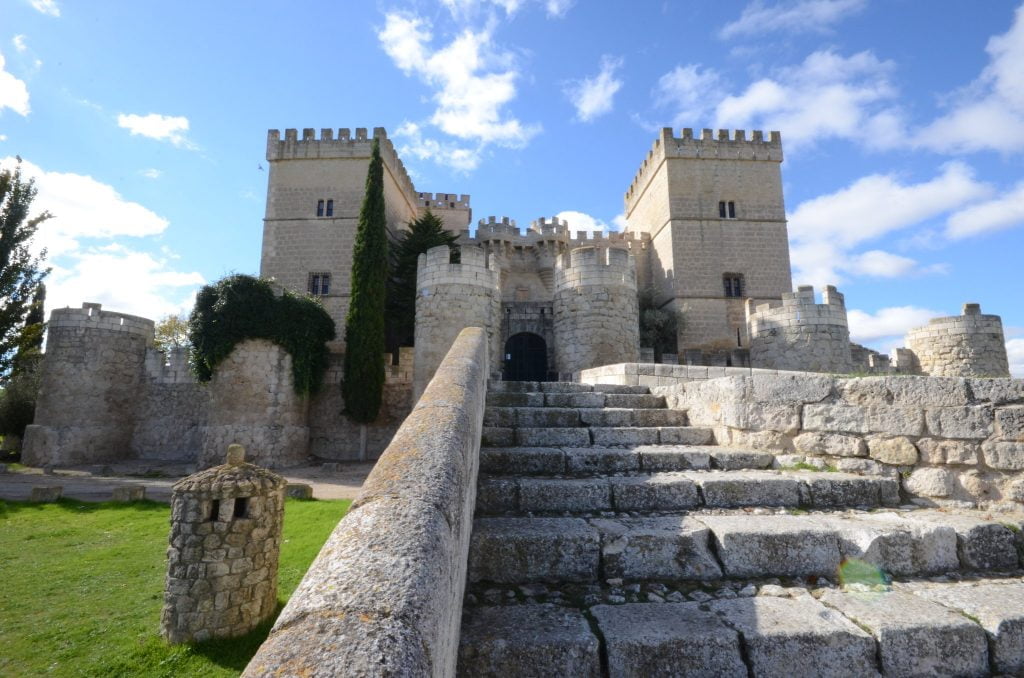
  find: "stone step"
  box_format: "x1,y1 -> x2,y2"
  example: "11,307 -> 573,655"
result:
485,392 -> 666,409
477,470 -> 899,515
483,407 -> 690,428
468,510 -> 1023,585
479,445 -> 774,476
460,583 -> 1024,677
488,381 -> 651,395
481,427 -> 714,448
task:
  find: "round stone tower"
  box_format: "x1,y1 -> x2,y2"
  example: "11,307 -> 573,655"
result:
746,285 -> 853,374
905,303 -> 1010,377
553,246 -> 640,376
414,244 -> 501,399
22,303 -> 153,467
161,444 -> 286,644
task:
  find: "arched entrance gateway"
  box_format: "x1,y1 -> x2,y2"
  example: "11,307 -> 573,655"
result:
502,332 -> 549,382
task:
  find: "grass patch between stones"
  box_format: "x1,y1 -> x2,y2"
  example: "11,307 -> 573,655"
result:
0,496 -> 350,677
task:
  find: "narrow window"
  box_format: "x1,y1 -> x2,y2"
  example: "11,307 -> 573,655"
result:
728,201 -> 736,218
325,199 -> 334,217
718,201 -> 726,218
208,499 -> 220,522
320,273 -> 330,295
233,497 -> 248,519
723,274 -> 744,298
316,199 -> 324,217
308,272 -> 331,296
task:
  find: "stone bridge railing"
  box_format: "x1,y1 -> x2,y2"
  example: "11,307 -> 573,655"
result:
243,327 -> 488,676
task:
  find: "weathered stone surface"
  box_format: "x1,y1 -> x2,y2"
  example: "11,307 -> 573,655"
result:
913,582 -> 1024,675
545,393 -> 605,408
658,426 -> 714,445
851,512 -> 960,575
468,517 -> 600,583
591,603 -> 746,677
752,372 -> 833,404
904,467 -> 957,498
631,408 -> 689,427
519,478 -> 611,513
916,437 -> 979,465
802,473 -> 898,508
111,484 -> 145,502
720,402 -> 801,433
458,605 -> 600,678
819,590 -> 988,678
482,407 -> 516,427
635,445 -> 711,471
578,408 -> 633,427
591,427 -> 659,446
476,478 -> 518,513
515,407 -> 580,428
605,393 -> 665,409
726,429 -> 790,451
564,447 -> 640,474
29,485 -> 62,502
699,515 -> 840,577
834,457 -> 900,479
480,447 -> 565,475
996,406 -> 1024,441
909,511 -> 1019,570
487,381 -> 539,393
707,596 -> 877,678
887,376 -> 970,408
486,392 -> 544,408
793,431 -> 866,457
592,517 -> 722,580
481,427 -> 515,447
610,473 -> 700,511
867,435 -> 918,465
983,441 -> 1024,470
709,448 -> 774,470
697,472 -> 801,508
968,378 -> 1024,406
540,382 -> 594,393
803,404 -> 924,436
926,406 -> 994,440
516,427 -> 590,447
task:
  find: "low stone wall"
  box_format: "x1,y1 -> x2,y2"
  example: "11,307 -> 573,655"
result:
654,372 -> 1024,508
132,382 -> 209,461
243,327 -> 489,676
579,361 -> 776,389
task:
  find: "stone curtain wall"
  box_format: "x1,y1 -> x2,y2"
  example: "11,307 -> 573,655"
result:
906,303 -> 1010,377
655,372 -> 1024,507
199,339 -> 310,469
414,244 -> 501,400
132,383 -> 208,462
243,327 -> 489,676
23,304 -> 154,466
554,246 -> 639,376
747,285 -> 853,374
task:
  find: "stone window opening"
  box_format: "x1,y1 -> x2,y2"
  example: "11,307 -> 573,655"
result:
309,272 -> 331,296
209,499 -> 220,522
325,199 -> 334,217
233,497 -> 249,519
718,201 -> 737,219
316,199 -> 324,217
723,274 -> 744,298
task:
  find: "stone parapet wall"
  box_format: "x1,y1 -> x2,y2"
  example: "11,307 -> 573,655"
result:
746,285 -> 853,374
243,327 -> 489,677
652,372 -> 1024,508
906,303 -> 1010,377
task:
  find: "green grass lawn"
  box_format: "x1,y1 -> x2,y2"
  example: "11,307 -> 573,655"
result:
0,497 -> 350,677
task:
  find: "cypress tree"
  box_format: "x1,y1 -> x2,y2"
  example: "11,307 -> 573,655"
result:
343,137 -> 388,422
386,209 -> 458,352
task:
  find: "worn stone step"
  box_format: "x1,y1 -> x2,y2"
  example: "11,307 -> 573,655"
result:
478,445 -> 777,476
481,426 -> 715,447
484,407 -> 690,428
590,426 -> 714,447
468,511 -> 1023,584
579,408 -> 690,428
488,381 -> 651,395
476,471 -> 900,515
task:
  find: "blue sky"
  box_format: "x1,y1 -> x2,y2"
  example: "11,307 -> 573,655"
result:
2,0 -> 1023,375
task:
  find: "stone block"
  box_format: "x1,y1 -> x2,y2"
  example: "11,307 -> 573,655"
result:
916,438 -> 979,465
726,429 -> 790,451
486,392 -> 544,408
284,484 -> 313,499
793,431 -> 866,457
592,517 -> 722,580
635,445 -> 711,471
886,376 -> 970,407
590,603 -> 746,678
515,427 -> 590,447
545,393 -> 604,408
867,435 -> 918,465
577,408 -> 632,427
697,472 -> 801,508
996,406 -> 1024,441
590,427 -> 658,446
481,427 -> 515,447
904,467 -> 957,498
709,448 -> 773,470
468,517 -> 600,583
803,473 -> 897,508
819,590 -> 988,677
925,406 -> 994,439
967,378 -> 1024,405
630,408 -> 689,427
720,402 -> 801,433
751,372 -> 833,404
480,447 -> 564,475
604,394 -> 665,409
519,478 -> 611,513
563,447 -> 640,474
658,426 -> 714,445
609,473 -> 700,511
482,407 -> 515,427
539,382 -> 593,393
707,596 -> 877,678
851,512 -> 960,575
29,486 -> 62,502
699,515 -> 840,578
983,441 -> 1024,470
803,404 -> 924,436
909,511 -> 1019,570
515,407 -> 580,428
475,478 -> 518,514
111,485 -> 146,502
458,605 -> 600,677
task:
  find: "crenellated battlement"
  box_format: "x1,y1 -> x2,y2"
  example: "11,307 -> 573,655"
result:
555,246 -> 636,291
460,215 -> 651,255
625,127 -> 783,208
49,302 -> 155,340
418,192 -> 471,209
904,303 -> 1010,377
746,285 -> 853,373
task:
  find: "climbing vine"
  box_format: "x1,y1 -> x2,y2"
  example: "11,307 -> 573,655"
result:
188,274 -> 336,395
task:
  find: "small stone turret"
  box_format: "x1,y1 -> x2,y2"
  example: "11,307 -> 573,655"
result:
553,246 -> 639,375
905,303 -> 1010,377
747,285 -> 853,374
161,444 -> 286,644
414,245 -> 502,399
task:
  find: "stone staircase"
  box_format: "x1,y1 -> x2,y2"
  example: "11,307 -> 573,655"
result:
459,381 -> 1024,677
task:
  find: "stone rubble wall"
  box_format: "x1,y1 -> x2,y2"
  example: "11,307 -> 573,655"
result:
554,246 -> 639,376
746,285 -> 853,374
131,382 -> 209,462
906,304 -> 1010,377
639,371 -> 1024,508
243,326 -> 489,677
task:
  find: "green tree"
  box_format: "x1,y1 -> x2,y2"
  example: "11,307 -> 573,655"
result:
342,138 -> 388,423
154,312 -> 190,354
386,208 -> 459,352
0,161 -> 50,379
638,283 -> 681,362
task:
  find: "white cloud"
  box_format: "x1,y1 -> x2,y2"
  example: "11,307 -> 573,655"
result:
378,11 -> 539,170
545,0 -> 574,18
140,168 -> 162,179
946,181 -> 1024,239
394,121 -> 481,172
440,0 -> 522,18
847,305 -> 942,346
555,210 -> 611,234
116,113 -> 195,148
0,52 -> 30,116
654,64 -> 721,127
29,0 -> 60,17
1008,338 -> 1024,377
720,0 -> 866,39
12,36 -> 28,53
565,56 -> 624,123
788,162 -> 990,284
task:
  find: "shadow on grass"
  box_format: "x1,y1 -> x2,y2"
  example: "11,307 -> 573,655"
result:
0,497 -> 169,517
186,603 -> 285,671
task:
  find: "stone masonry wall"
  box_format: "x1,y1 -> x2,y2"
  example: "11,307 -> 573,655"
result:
23,303 -> 153,466
554,246 -> 639,376
747,285 -> 853,374
199,339 -> 309,469
906,303 -> 1010,377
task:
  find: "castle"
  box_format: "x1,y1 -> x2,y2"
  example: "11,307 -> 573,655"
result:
19,126 -> 1012,469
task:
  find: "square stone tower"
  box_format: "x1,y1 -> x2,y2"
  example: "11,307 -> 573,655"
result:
624,128 -> 793,355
